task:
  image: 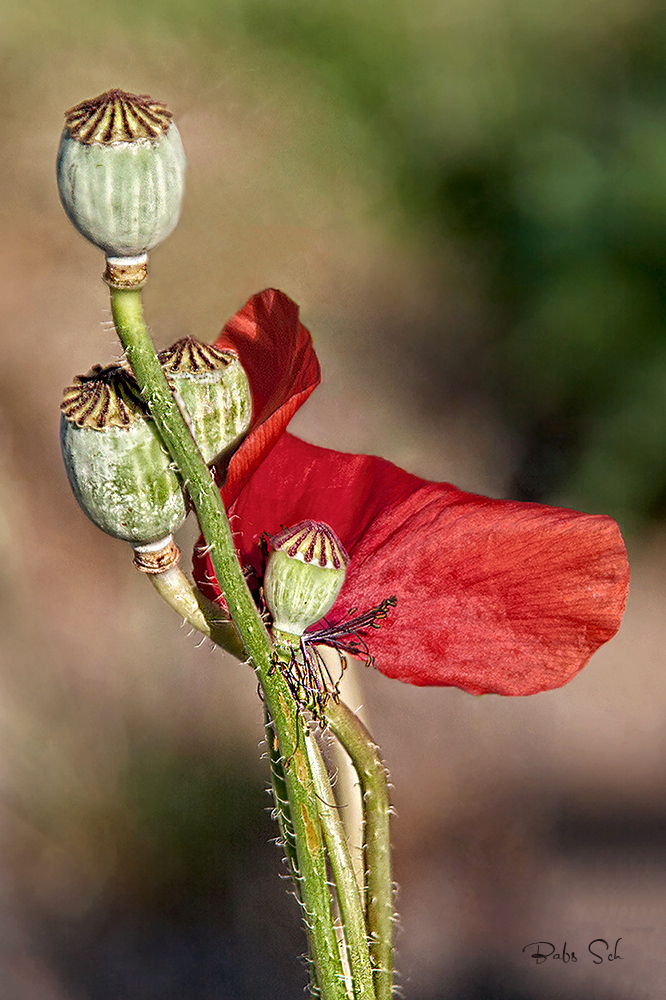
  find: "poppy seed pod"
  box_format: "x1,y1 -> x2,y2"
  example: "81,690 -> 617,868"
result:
60,364 -> 188,544
158,338 -> 252,466
56,89 -> 186,258
264,521 -> 349,638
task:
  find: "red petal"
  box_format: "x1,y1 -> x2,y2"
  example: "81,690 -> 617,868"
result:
213,290 -> 321,506
230,432 -> 427,580
342,483 -> 629,695
194,434 -> 629,696
193,431 -> 424,604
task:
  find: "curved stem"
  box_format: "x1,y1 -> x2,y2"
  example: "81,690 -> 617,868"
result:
326,700 -> 393,1000
148,565 -> 246,658
265,709 -> 325,997
330,660 -> 370,896
111,286 -> 346,1000
265,708 -> 302,897
306,731 -> 376,1000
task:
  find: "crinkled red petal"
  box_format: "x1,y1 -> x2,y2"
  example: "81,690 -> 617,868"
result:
344,483 -> 629,695
213,289 -> 321,506
194,433 -> 629,696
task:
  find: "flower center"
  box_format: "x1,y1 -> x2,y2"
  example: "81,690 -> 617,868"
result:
271,597 -> 397,724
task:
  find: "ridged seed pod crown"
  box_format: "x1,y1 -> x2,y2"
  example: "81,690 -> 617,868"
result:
158,338 -> 252,466
60,364 -> 188,544
56,89 -> 186,257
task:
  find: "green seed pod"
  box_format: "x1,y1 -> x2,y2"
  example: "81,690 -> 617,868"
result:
264,521 -> 349,638
158,338 -> 252,466
56,89 -> 186,257
60,364 -> 187,544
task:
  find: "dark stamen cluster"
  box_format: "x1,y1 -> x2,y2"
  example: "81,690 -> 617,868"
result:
271,596 -> 397,724
272,642 -> 345,725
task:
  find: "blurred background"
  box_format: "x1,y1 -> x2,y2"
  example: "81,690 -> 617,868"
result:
1,0 -> 665,996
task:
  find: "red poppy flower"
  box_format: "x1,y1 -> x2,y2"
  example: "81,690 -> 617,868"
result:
195,289 -> 629,697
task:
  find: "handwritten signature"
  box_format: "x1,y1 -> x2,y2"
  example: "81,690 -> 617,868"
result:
522,939 -> 624,965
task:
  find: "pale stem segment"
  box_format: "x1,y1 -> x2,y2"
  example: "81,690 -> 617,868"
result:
326,700 -> 393,1000
305,731 -> 377,1000
110,285 -> 347,1000
148,566 -> 245,657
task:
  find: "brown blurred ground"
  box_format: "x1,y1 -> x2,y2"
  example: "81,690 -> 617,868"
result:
0,6 -> 664,999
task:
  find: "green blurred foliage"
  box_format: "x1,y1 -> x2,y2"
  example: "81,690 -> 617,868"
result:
121,742 -> 268,913
223,0 -> 666,528
13,0 -> 666,528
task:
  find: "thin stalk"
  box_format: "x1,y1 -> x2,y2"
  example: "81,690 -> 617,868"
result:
326,701 -> 393,1000
148,565 -> 245,657
306,732 -> 376,1000
330,659 -> 370,896
265,709 -> 324,998
110,286 -> 346,1000
265,709 -> 302,897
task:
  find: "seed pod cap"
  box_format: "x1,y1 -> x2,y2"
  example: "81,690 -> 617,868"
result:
60,364 -> 188,543
56,89 -> 186,257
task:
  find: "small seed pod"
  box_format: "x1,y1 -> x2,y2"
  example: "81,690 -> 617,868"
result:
264,521 -> 349,638
56,89 -> 186,258
158,338 -> 252,466
60,364 -> 188,544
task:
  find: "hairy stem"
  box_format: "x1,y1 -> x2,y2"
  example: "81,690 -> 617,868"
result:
306,731 -> 376,1000
148,565 -> 245,657
110,285 -> 346,1000
326,700 -> 393,1000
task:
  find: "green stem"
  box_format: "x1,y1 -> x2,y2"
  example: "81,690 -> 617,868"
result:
305,732 -> 376,1000
145,552 -> 390,1000
265,709 -> 302,897
148,565 -> 246,658
326,701 -> 393,1000
110,286 -> 346,1000
265,709 -> 324,997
